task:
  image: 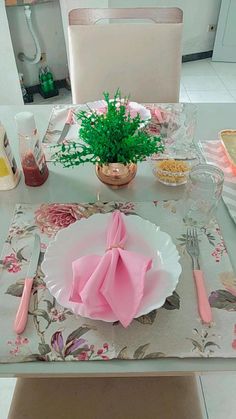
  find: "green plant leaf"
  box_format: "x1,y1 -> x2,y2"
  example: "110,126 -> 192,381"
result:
38,343 -> 51,355
22,354 -> 46,362
133,343 -> 150,359
16,247 -> 27,262
135,310 -> 157,325
186,338 -> 203,352
43,299 -> 54,312
31,309 -> 51,323
117,346 -> 129,359
52,89 -> 164,168
204,341 -> 220,350
209,290 -> 236,310
163,291 -> 180,310
143,352 -> 165,359
5,282 -> 24,297
65,326 -> 91,345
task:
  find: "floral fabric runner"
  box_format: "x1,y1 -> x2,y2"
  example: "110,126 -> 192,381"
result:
42,104 -> 198,161
0,201 -> 236,363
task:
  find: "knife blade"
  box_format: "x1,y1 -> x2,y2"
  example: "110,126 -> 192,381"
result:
14,234 -> 41,334
57,109 -> 74,144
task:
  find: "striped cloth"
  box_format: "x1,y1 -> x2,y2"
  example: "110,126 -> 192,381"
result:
200,140 -> 236,223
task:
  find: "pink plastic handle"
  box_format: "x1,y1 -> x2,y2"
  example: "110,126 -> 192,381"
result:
193,270 -> 212,324
65,109 -> 74,125
14,278 -> 33,335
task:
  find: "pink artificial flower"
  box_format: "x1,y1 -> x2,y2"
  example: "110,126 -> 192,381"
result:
35,204 -> 86,237
96,106 -> 107,115
117,202 -> 135,214
101,355 -> 109,360
2,253 -> 21,273
77,351 -> 89,361
10,347 -> 19,356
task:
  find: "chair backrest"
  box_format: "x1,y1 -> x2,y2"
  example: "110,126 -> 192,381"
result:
68,8 -> 183,104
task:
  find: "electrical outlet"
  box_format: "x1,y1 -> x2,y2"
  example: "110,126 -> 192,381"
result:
40,53 -> 46,63
208,24 -> 217,32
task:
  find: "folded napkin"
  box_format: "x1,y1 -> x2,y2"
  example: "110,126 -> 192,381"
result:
69,211 -> 152,327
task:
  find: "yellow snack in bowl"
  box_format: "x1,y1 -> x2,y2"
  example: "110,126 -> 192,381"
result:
155,159 -> 190,185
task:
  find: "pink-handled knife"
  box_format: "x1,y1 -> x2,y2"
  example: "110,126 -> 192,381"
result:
14,234 -> 41,335
57,108 -> 74,144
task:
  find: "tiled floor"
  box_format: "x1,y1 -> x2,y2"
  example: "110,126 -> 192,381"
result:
181,58 -> 236,103
31,58 -> 236,105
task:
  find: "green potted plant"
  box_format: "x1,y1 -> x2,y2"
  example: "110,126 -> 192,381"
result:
52,90 -> 164,187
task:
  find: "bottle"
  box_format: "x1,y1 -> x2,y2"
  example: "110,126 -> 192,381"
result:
45,66 -> 55,91
39,67 -> 48,94
15,112 -> 49,187
0,122 -> 20,190
19,73 -> 33,104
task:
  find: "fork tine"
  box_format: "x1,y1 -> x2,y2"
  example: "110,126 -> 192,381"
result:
193,227 -> 199,250
186,228 -> 190,241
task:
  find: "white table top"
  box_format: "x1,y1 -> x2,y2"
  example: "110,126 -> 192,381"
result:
0,103 -> 236,377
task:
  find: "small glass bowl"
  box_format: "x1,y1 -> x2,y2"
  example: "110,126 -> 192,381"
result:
151,159 -> 192,186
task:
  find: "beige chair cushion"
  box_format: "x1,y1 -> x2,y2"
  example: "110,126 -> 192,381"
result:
68,23 -> 183,104
8,376 -> 203,419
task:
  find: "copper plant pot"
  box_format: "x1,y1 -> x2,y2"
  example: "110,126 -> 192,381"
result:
95,163 -> 137,188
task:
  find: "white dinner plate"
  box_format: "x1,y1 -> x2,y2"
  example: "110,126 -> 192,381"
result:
85,100 -> 151,128
42,213 -> 181,322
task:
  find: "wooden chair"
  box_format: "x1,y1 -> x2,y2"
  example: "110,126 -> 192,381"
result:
68,8 -> 183,104
8,376 -> 204,419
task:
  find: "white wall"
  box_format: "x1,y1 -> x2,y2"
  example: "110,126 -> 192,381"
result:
0,2 -> 23,105
109,0 -> 222,55
6,1 -> 68,87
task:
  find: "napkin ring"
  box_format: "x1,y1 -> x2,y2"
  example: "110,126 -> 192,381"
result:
106,244 -> 124,251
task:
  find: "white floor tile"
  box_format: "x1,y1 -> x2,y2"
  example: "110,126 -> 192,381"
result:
181,75 -> 227,91
182,59 -> 216,77
201,374 -> 236,419
0,378 -> 16,419
210,60 -> 236,77
219,75 -> 236,91
187,90 -> 235,103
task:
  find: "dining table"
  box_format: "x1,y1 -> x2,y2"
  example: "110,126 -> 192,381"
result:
0,103 -> 236,378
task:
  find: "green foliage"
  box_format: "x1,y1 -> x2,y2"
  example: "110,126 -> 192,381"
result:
52,90 -> 164,167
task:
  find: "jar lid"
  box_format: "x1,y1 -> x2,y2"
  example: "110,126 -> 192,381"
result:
15,112 -> 36,137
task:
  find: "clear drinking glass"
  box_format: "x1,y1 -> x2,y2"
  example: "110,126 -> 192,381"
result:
183,164 -> 224,227
159,103 -> 198,159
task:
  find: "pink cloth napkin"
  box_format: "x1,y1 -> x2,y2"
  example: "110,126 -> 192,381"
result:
69,211 -> 152,327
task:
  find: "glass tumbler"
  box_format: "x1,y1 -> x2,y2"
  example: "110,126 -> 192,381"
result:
183,164 -> 224,227
160,103 -> 198,159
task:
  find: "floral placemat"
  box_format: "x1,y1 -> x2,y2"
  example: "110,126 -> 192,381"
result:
0,201 -> 235,363
42,104 -> 198,160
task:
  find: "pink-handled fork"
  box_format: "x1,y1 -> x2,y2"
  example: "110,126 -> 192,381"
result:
186,228 -> 212,324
